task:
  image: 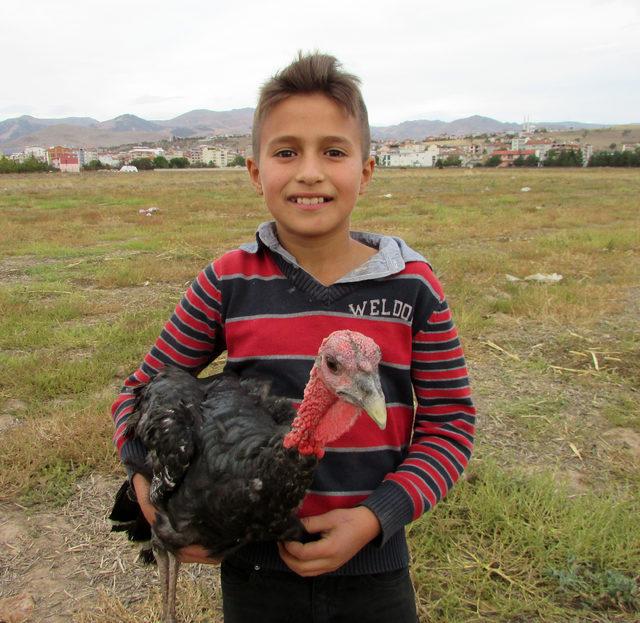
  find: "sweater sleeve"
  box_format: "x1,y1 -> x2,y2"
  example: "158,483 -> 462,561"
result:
362,295 -> 476,545
111,262 -> 226,477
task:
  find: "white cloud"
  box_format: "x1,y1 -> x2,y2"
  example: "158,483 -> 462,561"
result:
0,0 -> 638,124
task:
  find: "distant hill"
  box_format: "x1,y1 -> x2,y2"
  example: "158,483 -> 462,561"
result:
98,114 -> 164,133
0,109 -> 620,152
370,115 -> 606,140
0,115 -> 98,144
154,108 -> 255,136
0,109 -> 255,151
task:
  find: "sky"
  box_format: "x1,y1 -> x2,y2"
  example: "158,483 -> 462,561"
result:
1,0 -> 639,126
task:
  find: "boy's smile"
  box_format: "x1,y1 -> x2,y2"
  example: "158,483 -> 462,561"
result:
247,93 -> 374,244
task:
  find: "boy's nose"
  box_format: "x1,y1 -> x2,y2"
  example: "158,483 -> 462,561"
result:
295,156 -> 325,184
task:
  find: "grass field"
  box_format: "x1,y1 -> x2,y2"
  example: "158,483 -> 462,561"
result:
0,168 -> 638,622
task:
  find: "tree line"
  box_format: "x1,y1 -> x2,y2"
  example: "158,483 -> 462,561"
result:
588,149 -> 640,167
0,155 -> 51,173
128,155 -> 246,170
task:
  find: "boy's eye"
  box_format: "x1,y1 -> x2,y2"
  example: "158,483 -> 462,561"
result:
275,149 -> 296,158
326,149 -> 346,157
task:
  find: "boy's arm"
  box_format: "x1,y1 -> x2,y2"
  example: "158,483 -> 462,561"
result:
111,263 -> 225,477
361,295 -> 476,545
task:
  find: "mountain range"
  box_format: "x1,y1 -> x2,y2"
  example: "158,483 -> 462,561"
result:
0,110 -> 609,153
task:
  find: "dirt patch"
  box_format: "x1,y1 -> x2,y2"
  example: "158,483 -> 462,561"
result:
0,474 -> 221,623
601,428 -> 640,461
0,401 -> 25,435
0,592 -> 34,623
0,256 -> 61,285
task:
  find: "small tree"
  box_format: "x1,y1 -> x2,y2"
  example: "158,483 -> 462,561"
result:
513,155 -> 526,167
131,157 -> 154,170
485,154 -> 502,167
83,159 -> 109,171
169,157 -> 190,169
229,155 -> 246,167
524,154 -> 540,167
443,155 -> 462,167
153,155 -> 170,169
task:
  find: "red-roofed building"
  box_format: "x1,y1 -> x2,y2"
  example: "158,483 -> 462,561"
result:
57,153 -> 80,173
492,149 -> 537,167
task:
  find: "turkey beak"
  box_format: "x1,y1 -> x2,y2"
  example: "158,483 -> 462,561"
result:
341,372 -> 387,430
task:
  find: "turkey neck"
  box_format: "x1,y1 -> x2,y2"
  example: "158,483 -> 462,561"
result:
283,365 -> 361,459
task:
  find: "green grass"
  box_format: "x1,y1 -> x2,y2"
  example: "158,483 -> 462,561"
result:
410,462 -> 640,622
1,168 -> 638,621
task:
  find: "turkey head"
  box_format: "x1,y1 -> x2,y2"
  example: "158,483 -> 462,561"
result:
284,329 -> 387,458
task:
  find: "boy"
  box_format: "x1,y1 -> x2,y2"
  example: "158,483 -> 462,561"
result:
111,52 -> 475,622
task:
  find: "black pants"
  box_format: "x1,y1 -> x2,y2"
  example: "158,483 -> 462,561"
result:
221,558 -> 419,623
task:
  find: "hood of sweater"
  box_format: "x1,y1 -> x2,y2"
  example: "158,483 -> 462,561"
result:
239,221 -> 429,284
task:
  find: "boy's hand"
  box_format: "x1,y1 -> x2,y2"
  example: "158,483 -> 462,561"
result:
131,473 -> 158,527
131,474 -> 221,565
175,544 -> 222,565
278,506 -> 381,577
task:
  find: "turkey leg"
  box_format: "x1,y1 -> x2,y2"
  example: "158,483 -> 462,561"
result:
154,541 -> 180,623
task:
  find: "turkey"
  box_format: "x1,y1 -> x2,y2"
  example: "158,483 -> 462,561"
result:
109,329 -> 387,623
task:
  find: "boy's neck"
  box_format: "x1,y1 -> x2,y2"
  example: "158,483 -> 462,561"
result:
274,224 -> 376,287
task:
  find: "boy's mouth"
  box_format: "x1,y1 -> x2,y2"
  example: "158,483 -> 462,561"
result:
288,195 -> 333,206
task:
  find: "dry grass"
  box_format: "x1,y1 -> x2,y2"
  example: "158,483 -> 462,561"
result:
1,168 -> 638,622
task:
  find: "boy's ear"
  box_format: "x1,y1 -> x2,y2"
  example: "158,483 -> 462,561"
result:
246,158 -> 263,195
358,156 -> 375,195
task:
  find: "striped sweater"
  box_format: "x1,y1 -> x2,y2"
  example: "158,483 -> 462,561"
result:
111,221 -> 475,575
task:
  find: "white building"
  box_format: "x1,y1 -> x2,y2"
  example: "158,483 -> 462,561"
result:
200,146 -> 230,167
24,146 -> 47,162
128,147 -> 164,161
378,144 -> 440,167
98,154 -> 122,168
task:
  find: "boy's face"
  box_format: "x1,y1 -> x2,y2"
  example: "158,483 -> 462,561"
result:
247,93 -> 374,242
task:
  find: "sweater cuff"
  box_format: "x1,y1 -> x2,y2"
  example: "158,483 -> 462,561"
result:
360,479 -> 415,547
120,438 -> 150,481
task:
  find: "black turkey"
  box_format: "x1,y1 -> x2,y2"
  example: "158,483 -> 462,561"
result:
110,329 -> 386,623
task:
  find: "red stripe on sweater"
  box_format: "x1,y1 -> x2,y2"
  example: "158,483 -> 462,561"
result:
414,327 -> 458,343
196,269 -> 222,302
409,446 -> 458,482
415,386 -> 471,400
415,403 -> 476,417
155,336 -> 210,367
413,438 -> 468,474
412,367 -> 469,381
402,262 -> 445,301
424,309 -> 451,324
388,470 -> 435,516
215,249 -> 283,277
226,316 -> 412,364
114,422 -> 128,450
403,457 -> 448,498
175,304 -> 217,337
298,493 -> 369,517
411,346 -> 464,362
165,319 -> 214,351
185,288 -> 221,324
414,422 -> 474,454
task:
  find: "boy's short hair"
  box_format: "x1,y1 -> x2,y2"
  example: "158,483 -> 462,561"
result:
252,51 -> 371,161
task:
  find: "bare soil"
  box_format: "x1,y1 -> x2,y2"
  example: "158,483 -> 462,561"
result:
1,474 -> 221,623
